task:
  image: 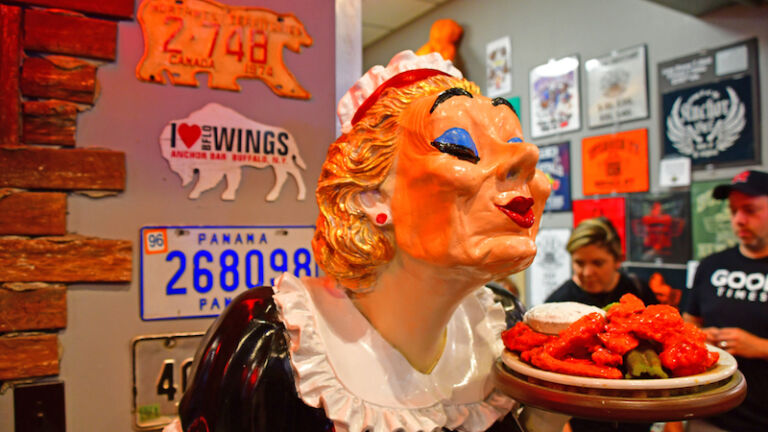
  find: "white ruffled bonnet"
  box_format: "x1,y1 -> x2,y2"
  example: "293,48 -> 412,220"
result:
337,50 -> 463,134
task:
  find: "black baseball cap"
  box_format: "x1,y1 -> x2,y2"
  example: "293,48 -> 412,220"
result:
712,170 -> 768,200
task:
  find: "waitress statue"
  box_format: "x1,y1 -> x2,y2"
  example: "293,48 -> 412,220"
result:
165,50 -> 551,432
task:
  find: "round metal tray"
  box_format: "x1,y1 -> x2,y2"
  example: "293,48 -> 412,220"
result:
492,358 -> 746,422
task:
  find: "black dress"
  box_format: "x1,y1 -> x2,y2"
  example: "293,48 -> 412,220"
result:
177,285 -> 527,432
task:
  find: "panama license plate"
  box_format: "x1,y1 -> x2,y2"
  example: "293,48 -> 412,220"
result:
140,225 -> 318,320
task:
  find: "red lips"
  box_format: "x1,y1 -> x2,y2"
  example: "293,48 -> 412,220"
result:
496,196 -> 535,228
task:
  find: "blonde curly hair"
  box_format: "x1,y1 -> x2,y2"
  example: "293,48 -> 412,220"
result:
312,74 -> 480,291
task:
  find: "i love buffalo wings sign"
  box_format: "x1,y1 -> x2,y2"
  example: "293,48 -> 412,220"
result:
159,103 -> 307,202
136,0 -> 313,99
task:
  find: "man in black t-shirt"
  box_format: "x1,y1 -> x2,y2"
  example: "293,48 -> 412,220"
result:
683,170 -> 768,432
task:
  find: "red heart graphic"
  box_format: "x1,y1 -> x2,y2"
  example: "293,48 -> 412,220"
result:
178,123 -> 201,149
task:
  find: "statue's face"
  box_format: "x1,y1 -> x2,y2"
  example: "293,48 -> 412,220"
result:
390,88 -> 551,278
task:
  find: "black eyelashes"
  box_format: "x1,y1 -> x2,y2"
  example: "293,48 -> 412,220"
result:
430,141 -> 480,164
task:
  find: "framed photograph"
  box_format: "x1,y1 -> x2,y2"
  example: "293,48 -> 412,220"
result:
536,141 -> 571,212
690,180 -> 738,260
486,36 -> 512,98
528,228 -> 572,306
658,38 -> 761,169
581,128 -> 649,196
573,197 -> 626,255
585,45 -> 649,128
529,55 -> 581,138
627,192 -> 691,265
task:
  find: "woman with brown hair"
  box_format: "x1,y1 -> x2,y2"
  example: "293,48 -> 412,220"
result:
546,217 -> 657,308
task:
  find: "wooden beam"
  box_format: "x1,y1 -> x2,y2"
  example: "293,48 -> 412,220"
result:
24,9 -> 117,61
0,5 -> 22,146
0,283 -> 66,332
21,55 -> 96,104
3,0 -> 135,20
22,100 -> 78,146
0,189 -> 66,235
0,333 -> 59,380
0,145 -> 125,190
0,235 -> 132,282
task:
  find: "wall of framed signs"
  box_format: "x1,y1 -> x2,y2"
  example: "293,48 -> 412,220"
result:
364,0 -> 768,306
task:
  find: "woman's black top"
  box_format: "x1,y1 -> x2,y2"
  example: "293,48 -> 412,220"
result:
545,272 -> 659,308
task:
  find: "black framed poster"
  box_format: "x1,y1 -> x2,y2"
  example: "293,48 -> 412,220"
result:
627,191 -> 691,265
658,38 -> 761,169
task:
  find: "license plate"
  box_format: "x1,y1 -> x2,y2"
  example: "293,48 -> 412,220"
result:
140,225 -> 317,320
131,333 -> 205,431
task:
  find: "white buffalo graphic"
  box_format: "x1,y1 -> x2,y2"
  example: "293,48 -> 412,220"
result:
160,103 -> 306,201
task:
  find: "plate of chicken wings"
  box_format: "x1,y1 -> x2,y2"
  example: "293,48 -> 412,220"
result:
501,294 -> 737,390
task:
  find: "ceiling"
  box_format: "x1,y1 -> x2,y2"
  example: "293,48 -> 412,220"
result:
361,0 -> 764,48
644,0 -> 766,15
362,0 -> 450,47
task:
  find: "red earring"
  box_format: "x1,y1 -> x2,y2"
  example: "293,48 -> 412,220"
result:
375,213 -> 388,225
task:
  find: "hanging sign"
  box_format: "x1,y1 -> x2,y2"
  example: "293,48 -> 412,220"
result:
140,225 -> 318,320
136,0 -> 313,99
690,180 -> 738,260
658,38 -> 760,168
585,45 -> 649,128
529,55 -> 581,138
536,141 -> 571,212
160,102 -> 307,201
581,128 -> 649,196
573,197 -> 627,255
486,36 -> 512,98
659,157 -> 691,187
528,228 -> 571,306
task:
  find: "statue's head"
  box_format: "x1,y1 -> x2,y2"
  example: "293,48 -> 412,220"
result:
313,51 -> 550,291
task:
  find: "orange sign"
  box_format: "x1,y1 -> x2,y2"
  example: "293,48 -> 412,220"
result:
581,128 -> 649,196
136,0 -> 312,99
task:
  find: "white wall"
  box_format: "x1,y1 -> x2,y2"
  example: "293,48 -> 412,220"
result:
0,0 -> 335,430
364,0 -> 768,296
365,0 -> 768,200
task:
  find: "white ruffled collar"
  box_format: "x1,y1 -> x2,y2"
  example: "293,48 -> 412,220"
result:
273,273 -> 515,432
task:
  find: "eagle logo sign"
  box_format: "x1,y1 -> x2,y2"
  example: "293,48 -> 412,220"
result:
666,86 -> 745,159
